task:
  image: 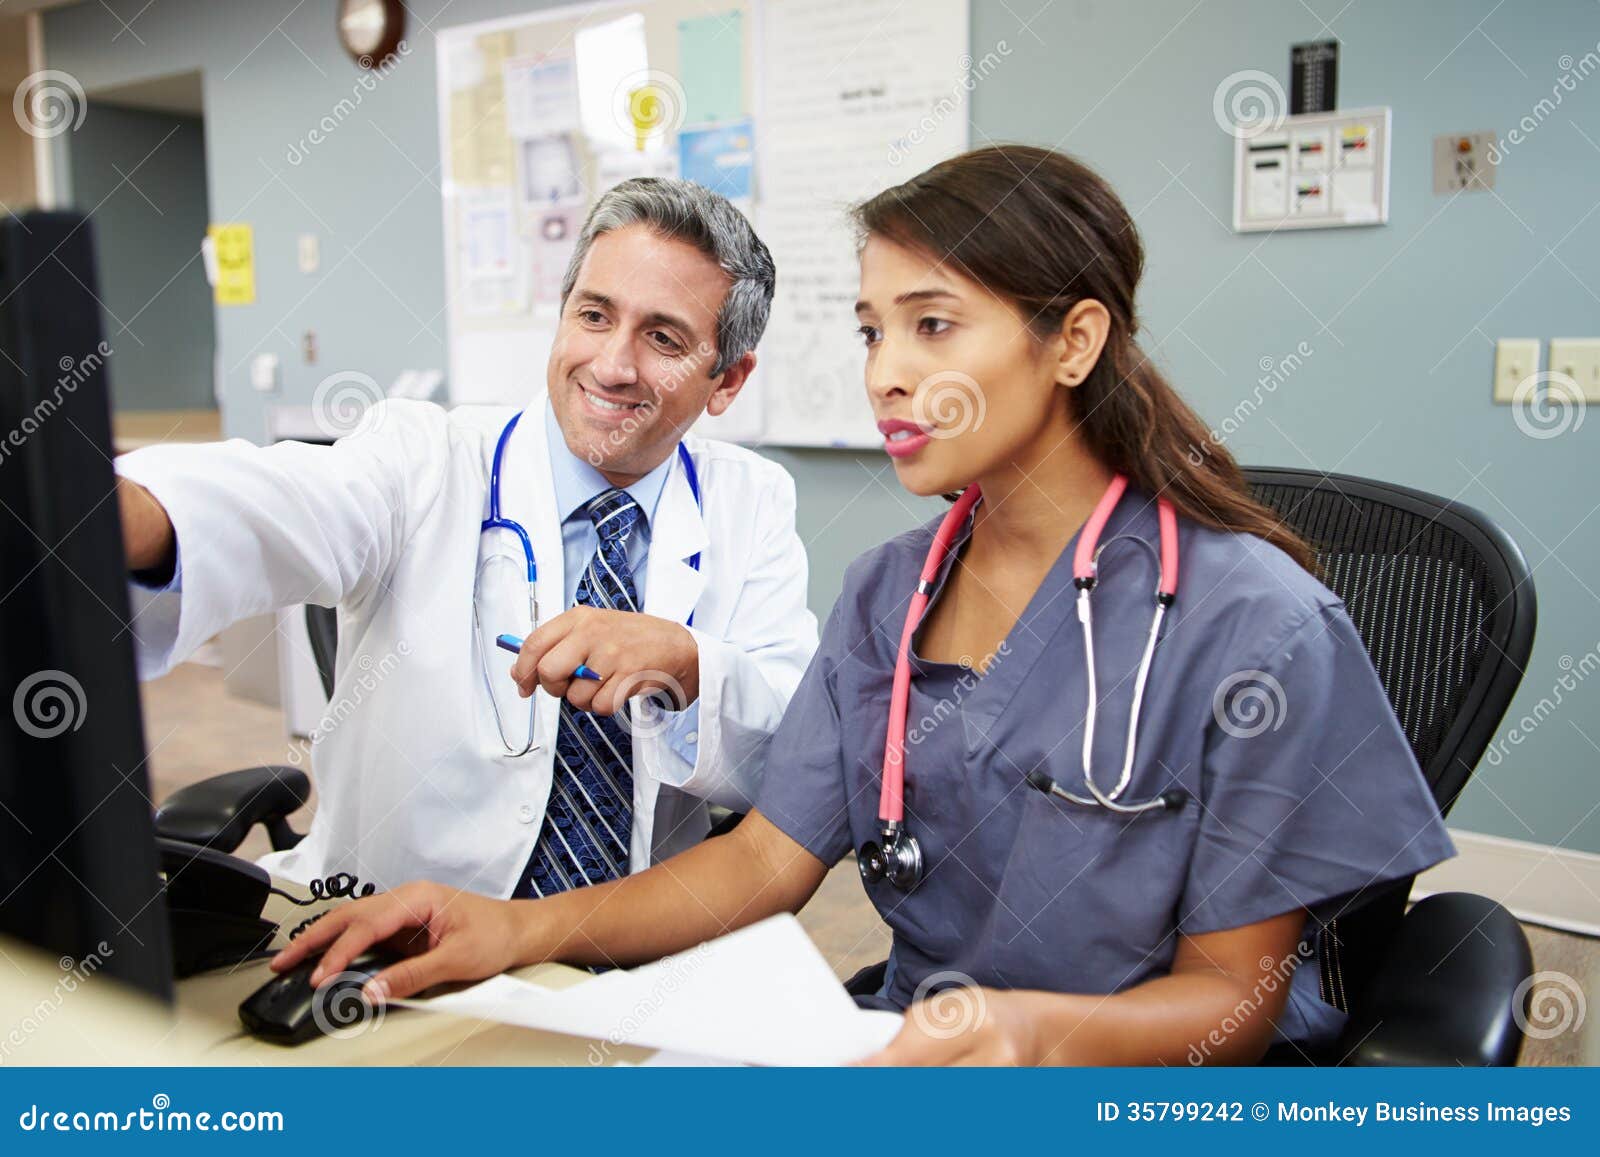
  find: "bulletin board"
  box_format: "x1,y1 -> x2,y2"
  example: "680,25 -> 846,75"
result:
436,0 -> 971,448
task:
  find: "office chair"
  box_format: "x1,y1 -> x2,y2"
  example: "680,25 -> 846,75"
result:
152,605 -> 334,854
844,468 -> 1539,1067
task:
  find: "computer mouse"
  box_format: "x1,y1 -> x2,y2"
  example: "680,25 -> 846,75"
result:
238,948 -> 404,1045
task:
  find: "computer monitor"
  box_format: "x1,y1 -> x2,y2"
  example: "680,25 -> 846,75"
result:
0,211 -> 173,1002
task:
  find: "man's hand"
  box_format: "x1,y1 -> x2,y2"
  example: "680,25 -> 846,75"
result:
116,476 -> 176,574
270,881 -> 534,1001
510,606 -> 699,716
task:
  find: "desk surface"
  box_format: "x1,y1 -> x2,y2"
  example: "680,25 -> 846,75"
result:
2,880 -> 657,1067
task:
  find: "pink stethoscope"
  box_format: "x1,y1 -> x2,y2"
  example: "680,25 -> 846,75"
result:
857,474 -> 1190,892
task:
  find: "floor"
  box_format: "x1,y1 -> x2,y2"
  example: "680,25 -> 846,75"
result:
142,661 -> 1590,1066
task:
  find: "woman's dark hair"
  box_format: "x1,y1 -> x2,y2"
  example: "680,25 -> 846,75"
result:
851,144 -> 1316,573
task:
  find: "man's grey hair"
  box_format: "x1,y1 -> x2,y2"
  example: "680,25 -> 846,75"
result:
558,178 -> 776,378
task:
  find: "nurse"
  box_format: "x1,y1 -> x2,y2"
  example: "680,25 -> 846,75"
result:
276,145 -> 1455,1065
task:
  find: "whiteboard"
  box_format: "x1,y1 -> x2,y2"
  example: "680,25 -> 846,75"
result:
436,0 -> 970,448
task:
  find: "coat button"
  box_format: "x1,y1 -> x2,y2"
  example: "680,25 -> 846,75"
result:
518,804 -> 535,824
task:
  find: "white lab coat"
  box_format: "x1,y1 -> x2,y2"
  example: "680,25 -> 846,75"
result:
116,396 -> 819,896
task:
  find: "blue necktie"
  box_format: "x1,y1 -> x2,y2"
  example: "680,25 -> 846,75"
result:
519,488 -> 643,897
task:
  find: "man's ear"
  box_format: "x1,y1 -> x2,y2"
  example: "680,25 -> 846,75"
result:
705,351 -> 756,417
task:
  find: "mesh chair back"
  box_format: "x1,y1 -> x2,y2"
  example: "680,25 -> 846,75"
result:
1243,468 -> 1536,1014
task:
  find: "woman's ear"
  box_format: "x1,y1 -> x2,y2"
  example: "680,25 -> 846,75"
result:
1053,299 -> 1112,388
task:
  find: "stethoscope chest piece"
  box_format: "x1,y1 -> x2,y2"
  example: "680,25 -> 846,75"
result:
857,823 -> 923,890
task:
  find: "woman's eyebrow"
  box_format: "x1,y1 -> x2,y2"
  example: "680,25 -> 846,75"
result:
855,288 -> 961,313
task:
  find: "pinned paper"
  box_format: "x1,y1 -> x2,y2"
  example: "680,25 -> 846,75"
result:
678,10 -> 744,124
678,120 -> 753,200
206,223 -> 255,306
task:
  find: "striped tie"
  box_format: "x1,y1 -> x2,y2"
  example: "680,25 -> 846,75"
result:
521,488 -> 643,897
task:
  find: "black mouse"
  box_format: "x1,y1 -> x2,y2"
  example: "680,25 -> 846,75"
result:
239,948 -> 404,1045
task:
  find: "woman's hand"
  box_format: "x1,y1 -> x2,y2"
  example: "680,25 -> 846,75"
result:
857,987 -> 1040,1066
269,881 -> 534,1000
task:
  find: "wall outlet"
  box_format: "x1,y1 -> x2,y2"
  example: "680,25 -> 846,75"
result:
1548,338 -> 1600,403
1434,132 -> 1496,193
1493,338 -> 1540,404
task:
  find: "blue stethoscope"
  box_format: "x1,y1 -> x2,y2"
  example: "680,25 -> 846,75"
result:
474,411 -> 703,756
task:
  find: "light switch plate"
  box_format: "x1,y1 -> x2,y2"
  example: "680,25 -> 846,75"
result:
250,352 -> 279,393
1548,338 -> 1600,403
1493,338 -> 1540,404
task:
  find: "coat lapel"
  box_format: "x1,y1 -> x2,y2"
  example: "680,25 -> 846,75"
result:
642,443 -> 710,627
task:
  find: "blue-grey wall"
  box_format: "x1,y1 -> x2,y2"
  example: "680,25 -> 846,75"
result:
66,100 -> 215,411
43,0 -> 1600,854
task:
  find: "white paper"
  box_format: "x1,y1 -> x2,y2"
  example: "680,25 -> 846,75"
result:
753,0 -> 970,448
504,53 -> 579,139
397,914 -> 903,1066
574,13 -> 651,154
459,188 -> 515,282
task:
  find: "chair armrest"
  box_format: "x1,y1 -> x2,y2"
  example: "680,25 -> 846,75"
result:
154,765 -> 311,854
1337,891 -> 1531,1066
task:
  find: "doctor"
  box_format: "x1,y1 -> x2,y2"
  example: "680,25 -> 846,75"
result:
115,178 -> 818,898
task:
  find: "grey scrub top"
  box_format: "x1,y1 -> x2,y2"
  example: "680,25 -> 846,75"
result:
756,485 -> 1456,1050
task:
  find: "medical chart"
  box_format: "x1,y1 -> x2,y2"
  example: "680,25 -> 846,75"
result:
397,914 -> 903,1066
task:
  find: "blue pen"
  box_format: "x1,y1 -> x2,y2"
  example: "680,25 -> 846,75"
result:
496,634 -> 602,681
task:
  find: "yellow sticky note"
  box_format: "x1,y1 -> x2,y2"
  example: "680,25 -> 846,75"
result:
208,223 -> 255,306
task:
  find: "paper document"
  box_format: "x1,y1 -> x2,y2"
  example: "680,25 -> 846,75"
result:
397,914 -> 902,1066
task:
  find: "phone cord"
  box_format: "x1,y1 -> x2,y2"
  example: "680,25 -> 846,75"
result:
269,872 -> 378,940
